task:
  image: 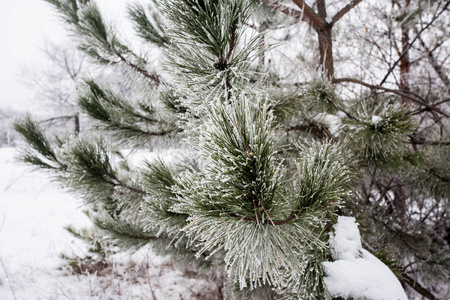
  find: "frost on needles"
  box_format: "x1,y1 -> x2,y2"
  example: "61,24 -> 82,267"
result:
14,0 -> 450,299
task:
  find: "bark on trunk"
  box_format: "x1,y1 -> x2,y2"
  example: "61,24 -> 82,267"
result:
268,0 -> 363,80
317,0 -> 334,79
74,114 -> 80,136
399,0 -> 411,103
318,26 -> 334,79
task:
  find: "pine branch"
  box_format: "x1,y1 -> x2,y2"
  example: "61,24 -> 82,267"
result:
18,1 -> 450,298
45,0 -> 161,85
343,99 -> 416,168
78,80 -> 180,142
13,115 -> 65,169
429,168 -> 450,184
227,212 -> 298,226
285,122 -> 337,140
165,0 -> 263,101
109,174 -> 148,196
128,2 -> 169,47
115,52 -> 161,84
92,213 -> 158,251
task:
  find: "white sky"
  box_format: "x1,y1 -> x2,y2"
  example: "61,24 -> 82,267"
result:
0,0 -> 131,112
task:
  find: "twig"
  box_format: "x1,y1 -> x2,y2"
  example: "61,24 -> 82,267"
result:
3,170 -> 27,192
379,2 -> 450,86
418,36 -> 450,87
333,77 -> 449,117
0,253 -> 18,300
38,115 -> 78,124
141,253 -> 158,300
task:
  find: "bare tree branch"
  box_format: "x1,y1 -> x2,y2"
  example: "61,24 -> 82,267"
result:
265,0 -> 364,28
38,115 -> 78,124
291,0 -> 326,29
333,77 -> 450,117
409,136 -> 450,147
332,0 -> 364,25
418,36 -> 450,87
401,273 -> 438,300
379,2 -> 450,86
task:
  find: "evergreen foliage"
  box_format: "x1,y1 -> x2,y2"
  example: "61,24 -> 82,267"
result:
15,0 -> 449,298
77,80 -> 179,144
128,1 -> 169,47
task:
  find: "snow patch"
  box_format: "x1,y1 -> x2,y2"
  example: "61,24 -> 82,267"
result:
372,115 -> 382,125
328,216 -> 362,260
0,147 -> 220,300
314,113 -> 342,136
323,216 -> 407,300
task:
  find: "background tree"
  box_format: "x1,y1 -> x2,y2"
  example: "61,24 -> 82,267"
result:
14,0 -> 449,299
19,41 -> 85,135
0,108 -> 16,146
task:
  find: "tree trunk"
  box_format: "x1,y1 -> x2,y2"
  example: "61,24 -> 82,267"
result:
74,114 -> 80,136
399,0 -> 411,103
317,26 -> 334,79
317,0 -> 334,79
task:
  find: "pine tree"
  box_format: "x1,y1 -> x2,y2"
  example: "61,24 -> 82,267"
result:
14,0 -> 449,299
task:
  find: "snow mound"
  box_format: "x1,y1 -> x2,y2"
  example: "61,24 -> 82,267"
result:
323,216 -> 407,300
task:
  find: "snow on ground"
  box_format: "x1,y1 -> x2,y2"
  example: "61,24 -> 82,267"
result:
323,216 -> 408,300
0,147 -> 221,300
